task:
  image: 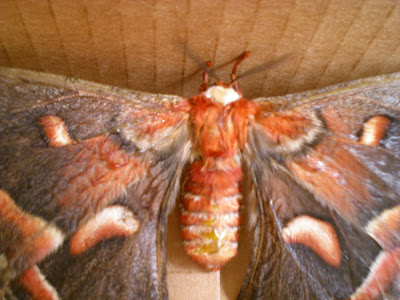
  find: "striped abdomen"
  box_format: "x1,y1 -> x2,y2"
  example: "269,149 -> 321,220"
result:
180,158 -> 242,271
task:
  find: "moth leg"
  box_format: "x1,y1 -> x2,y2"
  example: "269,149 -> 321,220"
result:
69,205 -> 140,255
351,205 -> 400,300
0,190 -> 64,300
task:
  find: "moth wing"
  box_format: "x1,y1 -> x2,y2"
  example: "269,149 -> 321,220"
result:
240,73 -> 400,299
0,68 -> 192,299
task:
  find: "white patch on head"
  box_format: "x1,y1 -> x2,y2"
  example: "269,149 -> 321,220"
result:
204,86 -> 240,105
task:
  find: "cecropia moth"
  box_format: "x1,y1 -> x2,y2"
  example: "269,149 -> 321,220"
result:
0,53 -> 399,300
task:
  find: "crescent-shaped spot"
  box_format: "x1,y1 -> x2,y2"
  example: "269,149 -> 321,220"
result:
38,115 -> 75,147
20,266 -> 60,300
359,115 -> 391,146
366,205 -> 400,250
351,247 -> 400,300
0,189 -> 65,266
282,215 -> 341,267
69,205 -> 140,256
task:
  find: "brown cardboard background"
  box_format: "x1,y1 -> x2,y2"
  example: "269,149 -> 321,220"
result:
1,1 -> 399,299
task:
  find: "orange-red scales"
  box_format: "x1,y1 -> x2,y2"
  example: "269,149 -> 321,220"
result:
180,54 -> 257,271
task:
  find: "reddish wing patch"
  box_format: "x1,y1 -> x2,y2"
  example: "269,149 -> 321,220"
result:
231,98 -> 258,149
55,135 -> 149,218
254,106 -> 323,153
38,115 -> 151,219
256,113 -> 313,143
130,101 -> 190,137
288,140 -> 374,223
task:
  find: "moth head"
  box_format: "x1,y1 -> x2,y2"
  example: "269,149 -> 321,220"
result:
199,52 -> 251,105
203,85 -> 241,105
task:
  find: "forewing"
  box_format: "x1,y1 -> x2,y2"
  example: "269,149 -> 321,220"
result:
240,73 -> 400,299
0,68 -> 192,299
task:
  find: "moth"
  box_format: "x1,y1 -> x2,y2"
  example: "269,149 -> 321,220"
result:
0,53 -> 399,300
